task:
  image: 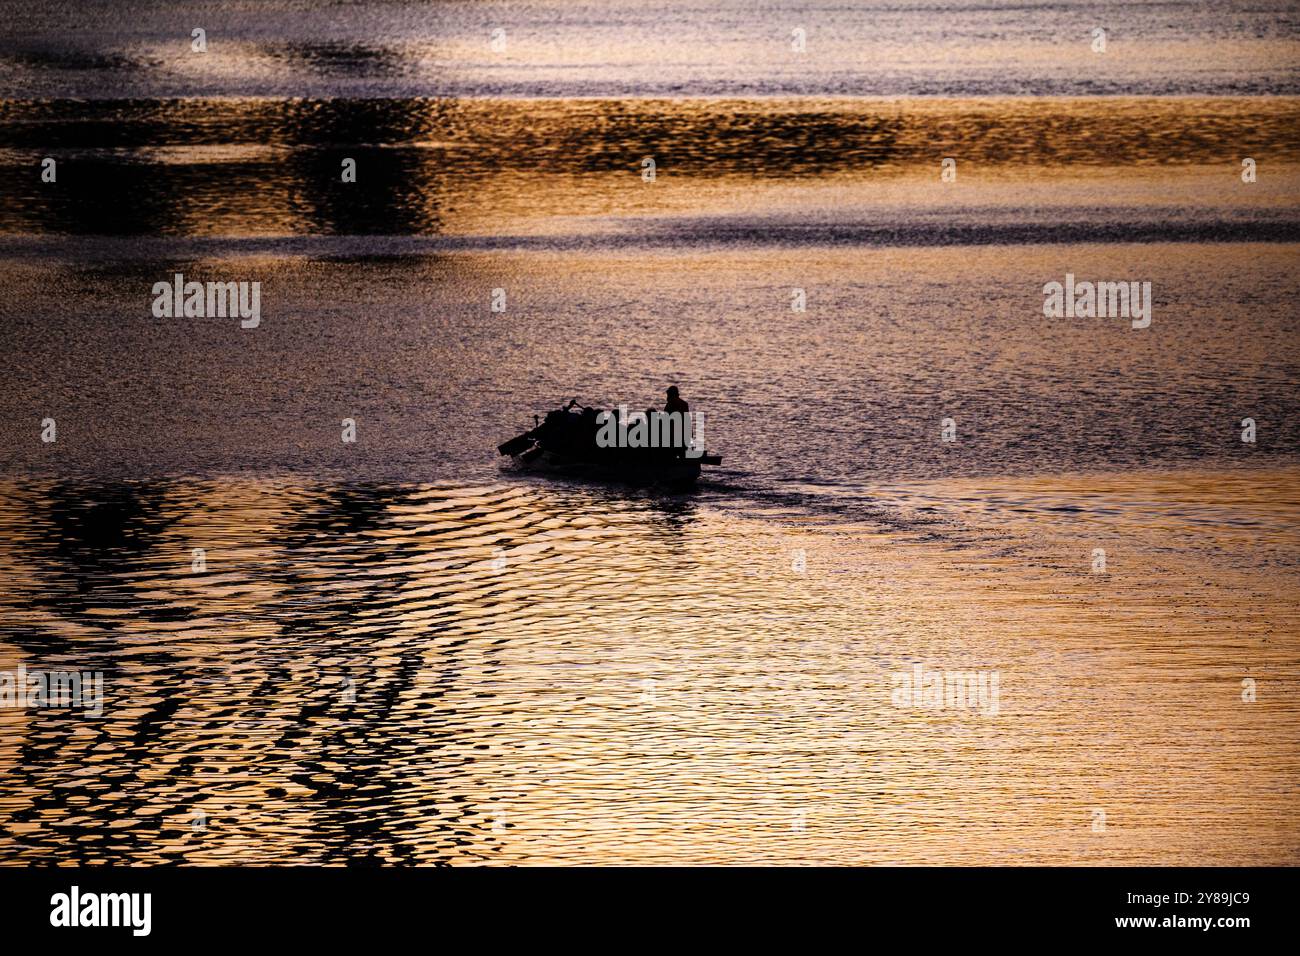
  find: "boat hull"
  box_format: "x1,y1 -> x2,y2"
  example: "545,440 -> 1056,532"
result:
509,450 -> 702,487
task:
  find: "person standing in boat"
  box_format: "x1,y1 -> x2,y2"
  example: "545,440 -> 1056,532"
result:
662,386 -> 691,457
664,386 -> 688,415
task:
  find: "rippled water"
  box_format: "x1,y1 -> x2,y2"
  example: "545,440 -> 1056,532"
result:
1,244 -> 1296,485
2,0 -> 1298,866
3,96 -> 1299,240
2,0 -> 1297,97
1,473 -> 1296,865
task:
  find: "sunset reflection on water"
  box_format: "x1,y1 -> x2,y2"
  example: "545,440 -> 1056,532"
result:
0,472 -> 1295,865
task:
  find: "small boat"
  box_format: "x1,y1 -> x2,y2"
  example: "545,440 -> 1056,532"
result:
497,399 -> 722,487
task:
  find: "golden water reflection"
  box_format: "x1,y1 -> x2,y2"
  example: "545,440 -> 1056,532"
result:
0,470 -> 1295,864
2,96 -> 1297,238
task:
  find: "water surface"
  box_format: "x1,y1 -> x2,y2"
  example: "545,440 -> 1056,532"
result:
1,0 -> 1297,867
1,473 -> 1295,865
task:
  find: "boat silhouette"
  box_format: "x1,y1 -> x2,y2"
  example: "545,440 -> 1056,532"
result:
498,399 -> 722,487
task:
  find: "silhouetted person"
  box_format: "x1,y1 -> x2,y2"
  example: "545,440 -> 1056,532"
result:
664,386 -> 688,415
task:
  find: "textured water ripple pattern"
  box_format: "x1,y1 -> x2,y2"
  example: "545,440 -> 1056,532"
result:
0,0 -> 1296,98
2,97 -> 1297,239
0,476 -> 1297,865
0,480 -> 820,864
